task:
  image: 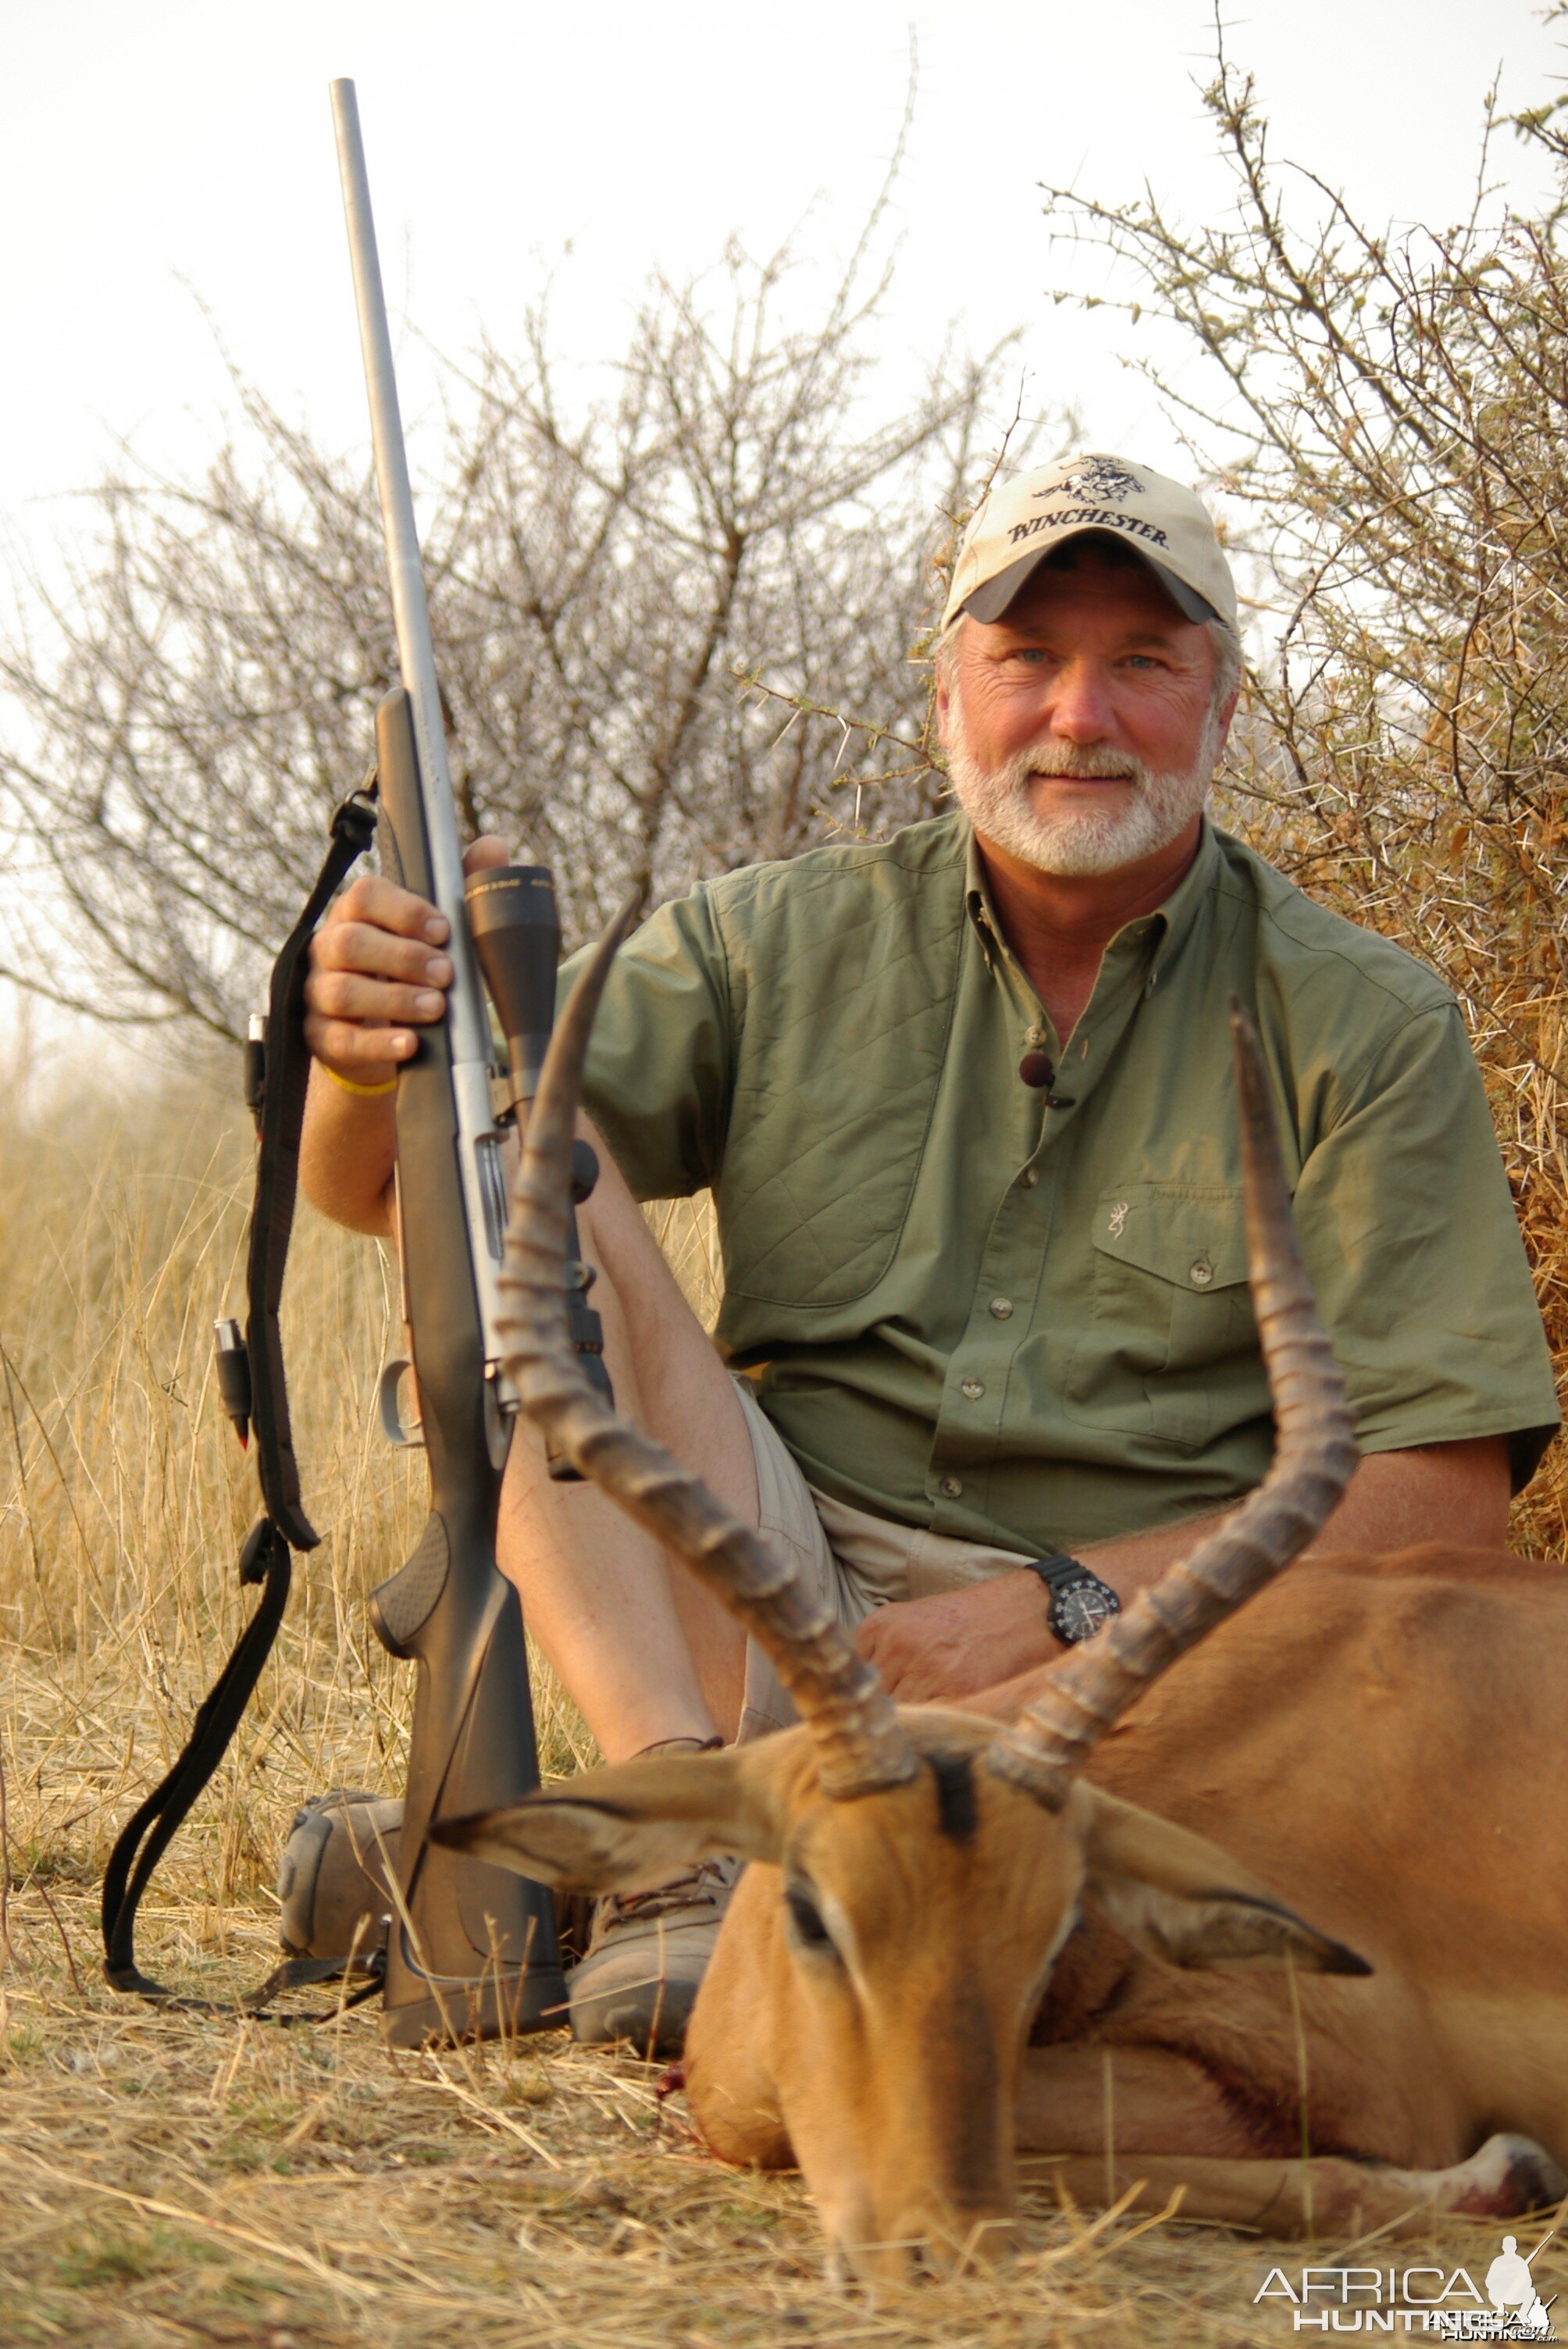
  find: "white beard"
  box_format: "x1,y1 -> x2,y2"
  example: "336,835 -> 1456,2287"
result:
944,697 -> 1221,877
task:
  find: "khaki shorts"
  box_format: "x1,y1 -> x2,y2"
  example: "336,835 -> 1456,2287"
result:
733,1381 -> 1035,1741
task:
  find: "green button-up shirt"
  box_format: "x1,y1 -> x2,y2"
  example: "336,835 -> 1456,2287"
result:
566,811 -> 1558,1553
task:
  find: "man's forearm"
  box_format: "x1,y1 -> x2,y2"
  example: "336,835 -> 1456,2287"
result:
855,1436 -> 1512,1706
975,1435 -> 1513,1718
1078,1434 -> 1510,1605
298,1064 -> 397,1236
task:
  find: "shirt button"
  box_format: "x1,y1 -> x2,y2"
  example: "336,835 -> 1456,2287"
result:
940,1474 -> 964,1499
1018,1167 -> 1039,1189
960,1378 -> 985,1400
989,1297 -> 1014,1320
1024,1025 -> 1048,1047
1189,1257 -> 1214,1287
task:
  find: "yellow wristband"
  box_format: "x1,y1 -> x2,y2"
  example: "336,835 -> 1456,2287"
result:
320,1061 -> 398,1099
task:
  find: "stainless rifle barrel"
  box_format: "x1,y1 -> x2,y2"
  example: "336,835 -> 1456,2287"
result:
328,77 -> 490,1075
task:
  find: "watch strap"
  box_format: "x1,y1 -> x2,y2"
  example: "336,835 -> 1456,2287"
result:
1023,1551 -> 1089,1592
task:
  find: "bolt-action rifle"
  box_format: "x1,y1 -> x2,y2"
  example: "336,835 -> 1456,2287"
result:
102,80 -> 608,2046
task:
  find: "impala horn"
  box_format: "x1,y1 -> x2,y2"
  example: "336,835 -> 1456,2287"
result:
986,1003 -> 1359,1811
496,910 -> 918,1801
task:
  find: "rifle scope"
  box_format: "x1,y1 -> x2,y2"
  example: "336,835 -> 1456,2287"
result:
464,865 -> 558,1110
464,861 -> 615,1473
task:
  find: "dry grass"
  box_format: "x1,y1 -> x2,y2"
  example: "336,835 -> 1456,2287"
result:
1,1071 -> 1563,2346
2,1916 -> 1557,2349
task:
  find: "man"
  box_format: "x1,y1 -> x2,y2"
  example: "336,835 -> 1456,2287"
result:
298,454 -> 1559,2050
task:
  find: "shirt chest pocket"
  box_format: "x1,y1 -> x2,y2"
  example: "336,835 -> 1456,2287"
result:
1061,1183 -> 1260,1452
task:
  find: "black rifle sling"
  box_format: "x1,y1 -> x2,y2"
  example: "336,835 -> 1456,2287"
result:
102,783 -> 383,2017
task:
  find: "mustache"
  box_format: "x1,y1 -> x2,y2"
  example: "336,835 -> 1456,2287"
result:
1018,744 -> 1149,783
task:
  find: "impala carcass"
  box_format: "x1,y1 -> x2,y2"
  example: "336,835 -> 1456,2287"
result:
436,923 -> 1568,2279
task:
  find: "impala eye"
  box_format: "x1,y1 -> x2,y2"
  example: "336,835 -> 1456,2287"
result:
785,1883 -> 835,1953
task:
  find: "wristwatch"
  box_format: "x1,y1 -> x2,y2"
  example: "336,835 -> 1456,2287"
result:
1025,1552 -> 1121,1645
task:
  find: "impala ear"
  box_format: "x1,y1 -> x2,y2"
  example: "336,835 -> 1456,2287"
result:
430,1749 -> 782,1895
1070,1783 -> 1372,1977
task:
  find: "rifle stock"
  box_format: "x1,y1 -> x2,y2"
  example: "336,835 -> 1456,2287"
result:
369,692 -> 565,2045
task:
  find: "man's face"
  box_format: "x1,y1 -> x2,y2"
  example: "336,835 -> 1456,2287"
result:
936,544 -> 1233,879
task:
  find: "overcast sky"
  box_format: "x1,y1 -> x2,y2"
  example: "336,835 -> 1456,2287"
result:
1,0 -> 1563,1063
3,0 -> 1561,541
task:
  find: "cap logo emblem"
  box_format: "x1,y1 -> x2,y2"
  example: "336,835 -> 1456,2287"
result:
1036,455 -> 1144,504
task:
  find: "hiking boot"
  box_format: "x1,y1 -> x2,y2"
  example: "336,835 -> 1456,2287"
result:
568,1852 -> 743,2056
277,1789 -> 609,1978
276,1789 -> 402,1964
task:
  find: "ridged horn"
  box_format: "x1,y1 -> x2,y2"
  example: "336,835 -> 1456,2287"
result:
495,911 -> 918,1801
986,1003 -> 1359,1811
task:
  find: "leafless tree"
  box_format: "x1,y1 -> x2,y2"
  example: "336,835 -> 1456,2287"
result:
1039,16 -> 1568,1545
0,204 -> 1015,1041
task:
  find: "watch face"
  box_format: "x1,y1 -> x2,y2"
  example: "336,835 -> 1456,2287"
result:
1053,1578 -> 1117,1642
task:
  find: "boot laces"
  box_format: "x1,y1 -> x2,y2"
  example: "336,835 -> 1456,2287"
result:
597,1855 -> 737,1933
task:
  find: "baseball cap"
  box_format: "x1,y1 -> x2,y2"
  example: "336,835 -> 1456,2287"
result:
941,452 -> 1237,633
